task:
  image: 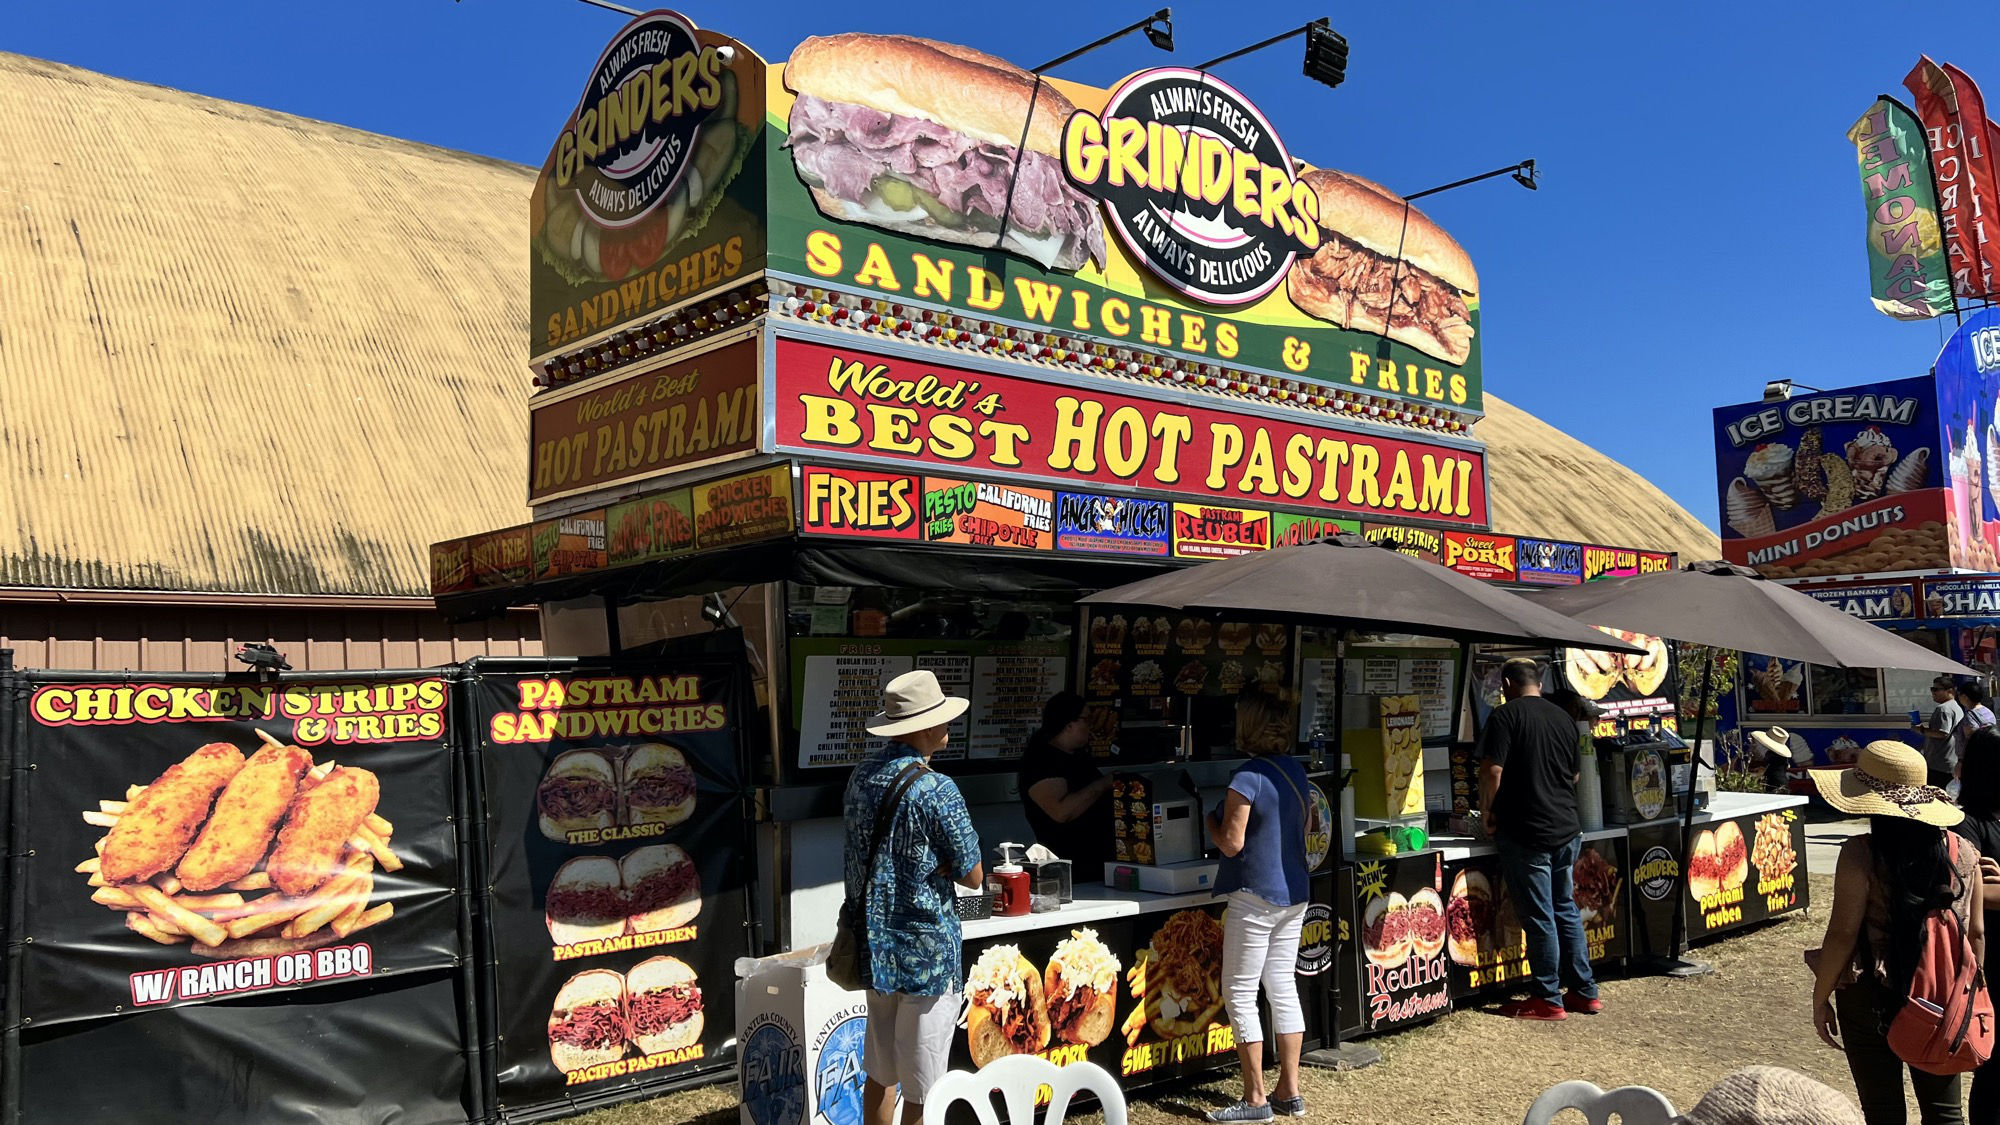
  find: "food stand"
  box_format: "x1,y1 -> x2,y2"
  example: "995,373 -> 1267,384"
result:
426,10 -> 1790,1119
1713,308 -> 2000,769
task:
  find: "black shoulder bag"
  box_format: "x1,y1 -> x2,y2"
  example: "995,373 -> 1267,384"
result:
826,762 -> 928,992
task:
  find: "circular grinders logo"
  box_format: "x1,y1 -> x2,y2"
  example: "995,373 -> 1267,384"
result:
1062,68 -> 1318,305
553,11 -> 724,228
1296,903 -> 1335,975
1637,846 -> 1679,902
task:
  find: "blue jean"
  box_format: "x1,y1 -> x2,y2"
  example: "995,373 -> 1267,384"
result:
1497,834 -> 1597,1002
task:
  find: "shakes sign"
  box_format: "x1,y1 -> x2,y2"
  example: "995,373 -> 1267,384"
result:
1062,70 -> 1317,305
769,36 -> 1484,412
532,12 -> 768,361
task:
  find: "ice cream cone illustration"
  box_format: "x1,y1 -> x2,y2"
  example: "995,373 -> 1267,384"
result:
1725,477 -> 1776,537
1887,446 -> 1931,492
1744,443 -> 1798,508
1967,420 -> 1984,541
1846,426 -> 1898,502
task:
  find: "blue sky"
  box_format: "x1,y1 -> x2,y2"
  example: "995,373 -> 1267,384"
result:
10,0 -> 2000,531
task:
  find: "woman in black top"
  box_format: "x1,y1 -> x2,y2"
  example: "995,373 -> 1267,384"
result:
1955,728 -> 2000,1124
1019,693 -> 1113,875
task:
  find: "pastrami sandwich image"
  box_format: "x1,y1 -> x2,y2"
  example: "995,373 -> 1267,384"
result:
544,844 -> 703,945
964,943 -> 1052,1066
626,955 -> 705,1056
538,750 -> 619,840
623,744 -> 698,830
548,968 -> 629,1074
1286,168 -> 1478,365
1044,927 -> 1120,1047
783,34 -> 1106,272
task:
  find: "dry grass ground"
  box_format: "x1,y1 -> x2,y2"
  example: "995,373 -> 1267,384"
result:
579,874 -> 1916,1124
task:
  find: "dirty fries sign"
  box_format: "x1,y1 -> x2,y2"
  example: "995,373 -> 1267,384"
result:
773,339 -> 1487,526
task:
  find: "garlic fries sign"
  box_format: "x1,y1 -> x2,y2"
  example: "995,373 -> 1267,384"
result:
16,675 -> 461,1025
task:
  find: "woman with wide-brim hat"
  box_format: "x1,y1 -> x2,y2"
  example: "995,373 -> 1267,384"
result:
1810,740 -> 1985,1124
1751,728 -> 1796,795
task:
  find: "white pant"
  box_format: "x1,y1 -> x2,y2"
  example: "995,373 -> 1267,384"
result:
864,990 -> 958,1103
1221,890 -> 1308,1045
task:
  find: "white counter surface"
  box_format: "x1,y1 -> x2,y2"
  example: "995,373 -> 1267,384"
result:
960,884 -> 1223,942
1429,826 -> 1627,862
1698,791 -> 1808,822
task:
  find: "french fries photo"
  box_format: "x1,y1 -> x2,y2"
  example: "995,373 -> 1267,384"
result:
78,737 -> 402,957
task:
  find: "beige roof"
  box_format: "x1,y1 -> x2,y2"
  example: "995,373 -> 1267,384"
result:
0,52 -> 534,597
0,52 -> 1713,598
1480,393 -> 1718,561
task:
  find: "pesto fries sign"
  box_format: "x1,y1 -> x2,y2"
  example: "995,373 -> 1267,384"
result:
768,35 -> 1485,412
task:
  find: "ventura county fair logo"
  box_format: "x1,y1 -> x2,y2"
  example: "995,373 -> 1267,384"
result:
1061,69 -> 1317,305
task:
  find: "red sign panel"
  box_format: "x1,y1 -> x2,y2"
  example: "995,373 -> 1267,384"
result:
801,465 -> 921,540
1443,532 -> 1517,582
773,338 -> 1488,527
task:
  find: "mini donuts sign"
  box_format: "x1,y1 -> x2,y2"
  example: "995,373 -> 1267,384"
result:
1062,69 -> 1319,305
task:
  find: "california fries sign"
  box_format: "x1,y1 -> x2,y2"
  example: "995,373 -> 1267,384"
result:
774,339 -> 1488,526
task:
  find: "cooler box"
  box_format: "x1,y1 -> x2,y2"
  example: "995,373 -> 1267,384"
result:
737,948 -> 868,1125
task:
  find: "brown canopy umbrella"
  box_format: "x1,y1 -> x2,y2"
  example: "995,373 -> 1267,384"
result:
1528,560 -> 1976,675
1079,533 -> 1646,654
1533,560 -> 1975,973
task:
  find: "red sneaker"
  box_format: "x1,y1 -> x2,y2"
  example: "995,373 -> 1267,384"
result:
1497,998 -> 1568,1021
1563,992 -> 1605,1015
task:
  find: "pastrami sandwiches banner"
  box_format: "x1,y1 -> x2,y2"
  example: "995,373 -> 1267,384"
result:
766,33 -> 1484,414
473,661 -> 750,1110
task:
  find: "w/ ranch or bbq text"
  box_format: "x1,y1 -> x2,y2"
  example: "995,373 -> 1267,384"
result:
129,943 -> 373,1006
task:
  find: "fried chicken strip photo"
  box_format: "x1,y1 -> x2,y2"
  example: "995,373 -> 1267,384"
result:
99,743 -> 247,884
268,767 -> 380,896
176,742 -> 316,891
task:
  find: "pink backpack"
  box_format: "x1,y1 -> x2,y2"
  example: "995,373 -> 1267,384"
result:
1888,834 -> 1996,1075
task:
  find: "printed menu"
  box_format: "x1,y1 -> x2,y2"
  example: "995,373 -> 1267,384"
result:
791,639 -> 1067,769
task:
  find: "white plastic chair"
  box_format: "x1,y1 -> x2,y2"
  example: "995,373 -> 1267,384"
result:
922,1055 -> 1127,1125
1522,1080 -> 1678,1125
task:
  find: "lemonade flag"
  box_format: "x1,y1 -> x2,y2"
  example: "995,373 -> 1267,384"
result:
1849,96 -> 1955,320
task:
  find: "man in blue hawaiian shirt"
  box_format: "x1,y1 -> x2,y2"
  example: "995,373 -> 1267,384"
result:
846,670 -> 985,1125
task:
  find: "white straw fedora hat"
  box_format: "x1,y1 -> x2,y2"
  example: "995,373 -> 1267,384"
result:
1750,728 -> 1793,760
866,670 -> 971,738
1809,740 -> 1962,826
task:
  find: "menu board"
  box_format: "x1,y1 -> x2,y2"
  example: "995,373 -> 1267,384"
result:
791,638 -> 1067,769
1300,646 -> 1460,744
1084,608 -> 1294,760
969,653 -> 1070,759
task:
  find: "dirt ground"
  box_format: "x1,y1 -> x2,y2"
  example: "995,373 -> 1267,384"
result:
576,873 -> 1928,1125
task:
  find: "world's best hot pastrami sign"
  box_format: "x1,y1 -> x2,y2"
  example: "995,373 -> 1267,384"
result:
772,338 -> 1487,526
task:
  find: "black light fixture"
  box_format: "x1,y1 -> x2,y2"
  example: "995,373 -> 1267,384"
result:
1194,18 -> 1348,91
1404,159 -> 1542,202
1511,159 -> 1539,190
1763,379 -> 1826,403
234,642 -> 292,673
1034,8 -> 1174,74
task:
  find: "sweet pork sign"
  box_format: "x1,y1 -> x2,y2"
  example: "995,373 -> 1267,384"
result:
772,338 -> 1488,527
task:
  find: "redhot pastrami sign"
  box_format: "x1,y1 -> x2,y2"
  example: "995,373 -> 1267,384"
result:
771,338 -> 1488,527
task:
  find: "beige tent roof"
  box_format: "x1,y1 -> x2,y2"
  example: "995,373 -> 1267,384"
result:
0,53 -> 1714,598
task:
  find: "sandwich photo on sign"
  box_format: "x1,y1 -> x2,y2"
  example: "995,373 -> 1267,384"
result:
544,844 -> 703,946
537,744 -> 699,843
782,34 -> 1107,272
1287,169 -> 1479,366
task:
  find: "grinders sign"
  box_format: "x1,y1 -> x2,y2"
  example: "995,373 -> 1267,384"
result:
1063,69 -> 1318,305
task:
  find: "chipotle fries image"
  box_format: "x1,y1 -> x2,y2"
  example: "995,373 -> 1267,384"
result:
1120,907 -> 1224,1045
77,732 -> 399,957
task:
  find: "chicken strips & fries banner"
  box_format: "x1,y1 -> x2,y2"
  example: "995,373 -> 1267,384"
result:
471,660 -> 749,1111
13,674 -> 463,1025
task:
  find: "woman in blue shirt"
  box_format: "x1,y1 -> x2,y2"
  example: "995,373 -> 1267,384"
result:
1204,687 -> 1315,1123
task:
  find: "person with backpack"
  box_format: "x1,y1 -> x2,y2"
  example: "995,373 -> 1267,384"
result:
1812,739 -> 1989,1124
1953,729 -> 2000,1122
1203,687 -> 1315,1123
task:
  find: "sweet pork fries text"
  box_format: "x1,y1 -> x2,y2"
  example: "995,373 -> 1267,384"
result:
78,731 -> 402,957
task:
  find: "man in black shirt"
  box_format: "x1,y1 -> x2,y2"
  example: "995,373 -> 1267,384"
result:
1019,693 -> 1113,875
1477,658 -> 1600,1021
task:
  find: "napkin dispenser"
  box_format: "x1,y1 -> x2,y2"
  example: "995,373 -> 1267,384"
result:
1024,844 -> 1073,903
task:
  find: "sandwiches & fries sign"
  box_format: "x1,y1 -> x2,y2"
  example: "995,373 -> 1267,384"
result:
768,34 -> 1484,411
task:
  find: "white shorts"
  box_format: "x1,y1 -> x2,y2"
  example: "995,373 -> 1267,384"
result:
864,990 -> 960,1103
